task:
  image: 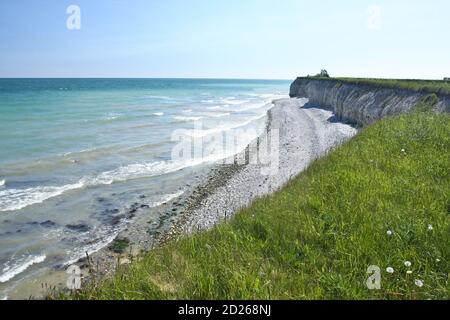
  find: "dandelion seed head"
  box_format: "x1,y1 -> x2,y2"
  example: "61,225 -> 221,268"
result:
387,230 -> 393,236
386,267 -> 394,274
404,261 -> 412,268
427,224 -> 433,231
414,279 -> 424,288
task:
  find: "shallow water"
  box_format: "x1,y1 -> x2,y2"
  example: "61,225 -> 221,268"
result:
0,78 -> 289,298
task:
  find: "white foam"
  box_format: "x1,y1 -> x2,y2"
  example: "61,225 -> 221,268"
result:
151,190 -> 185,208
173,116 -> 204,122
0,181 -> 84,212
0,112 -> 267,212
246,93 -> 287,99
63,148 -> 98,157
230,102 -> 271,112
153,112 -> 164,116
85,161 -> 188,186
63,232 -> 119,267
183,109 -> 193,113
207,112 -> 231,118
0,180 -> 5,187
105,112 -> 122,121
0,255 -> 46,283
147,95 -> 172,100
0,163 -> 188,212
180,113 -> 266,138
221,98 -> 249,105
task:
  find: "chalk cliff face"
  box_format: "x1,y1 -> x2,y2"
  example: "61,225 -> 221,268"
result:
289,78 -> 450,126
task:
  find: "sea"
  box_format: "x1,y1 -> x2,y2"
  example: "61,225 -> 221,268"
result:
0,78 -> 290,298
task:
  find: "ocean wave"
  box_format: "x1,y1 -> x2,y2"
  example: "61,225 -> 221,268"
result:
207,112 -> 231,118
63,148 -> 98,157
151,190 -> 185,207
85,161 -> 188,186
0,182 -> 84,212
63,231 -> 119,267
246,93 -> 287,99
183,109 -> 193,113
229,102 -> 272,112
0,161 -> 193,212
105,112 -> 123,121
173,116 -> 204,122
0,180 -> 5,187
0,254 -> 46,283
221,98 -> 249,105
179,113 -> 266,138
0,112 -> 267,212
153,112 -> 164,116
146,95 -> 173,100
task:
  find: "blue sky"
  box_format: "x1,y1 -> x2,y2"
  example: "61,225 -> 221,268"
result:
0,0 -> 449,79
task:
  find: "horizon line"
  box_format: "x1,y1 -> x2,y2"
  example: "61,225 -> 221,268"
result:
0,76 -> 446,81
0,76 -> 293,81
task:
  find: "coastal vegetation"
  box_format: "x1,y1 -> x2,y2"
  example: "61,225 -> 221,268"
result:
310,69 -> 330,78
62,107 -> 449,300
302,76 -> 450,96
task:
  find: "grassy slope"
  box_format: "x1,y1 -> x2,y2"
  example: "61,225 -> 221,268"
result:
68,112 -> 449,300
301,77 -> 450,96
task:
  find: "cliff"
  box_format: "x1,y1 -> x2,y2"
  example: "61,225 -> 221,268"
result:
289,78 -> 450,126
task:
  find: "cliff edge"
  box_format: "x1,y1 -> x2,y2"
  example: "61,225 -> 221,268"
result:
290,78 -> 450,126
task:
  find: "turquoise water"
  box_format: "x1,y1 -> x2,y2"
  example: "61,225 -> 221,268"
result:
0,78 -> 289,298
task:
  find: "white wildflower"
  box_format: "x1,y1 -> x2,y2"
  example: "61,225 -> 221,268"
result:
406,270 -> 413,275
387,230 -> 393,236
414,279 -> 424,288
436,258 -> 441,262
404,261 -> 412,268
427,224 -> 433,231
386,267 -> 394,274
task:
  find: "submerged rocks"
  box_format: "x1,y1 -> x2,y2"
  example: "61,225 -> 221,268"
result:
66,223 -> 90,233
110,215 -> 125,226
40,220 -> 57,228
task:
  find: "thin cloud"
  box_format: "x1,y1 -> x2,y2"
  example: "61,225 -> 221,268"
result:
367,5 -> 382,31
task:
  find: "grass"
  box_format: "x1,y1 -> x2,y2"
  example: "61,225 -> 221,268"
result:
109,238 -> 131,254
301,77 -> 450,96
63,112 -> 449,300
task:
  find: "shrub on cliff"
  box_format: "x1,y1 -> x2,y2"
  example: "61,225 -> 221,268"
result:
317,69 -> 330,78
307,69 -> 330,78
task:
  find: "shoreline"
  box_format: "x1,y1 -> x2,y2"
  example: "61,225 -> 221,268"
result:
70,97 -> 357,295
6,97 -> 358,299
174,98 -> 358,235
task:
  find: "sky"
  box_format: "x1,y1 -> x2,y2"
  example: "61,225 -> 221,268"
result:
0,0 -> 449,79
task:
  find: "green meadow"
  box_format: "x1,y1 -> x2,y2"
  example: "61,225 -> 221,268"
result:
59,108 -> 449,300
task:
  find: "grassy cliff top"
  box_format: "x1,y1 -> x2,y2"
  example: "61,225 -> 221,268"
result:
61,111 -> 449,300
296,77 -> 450,96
